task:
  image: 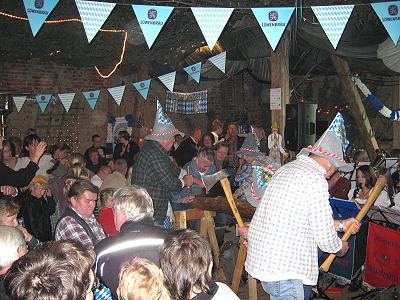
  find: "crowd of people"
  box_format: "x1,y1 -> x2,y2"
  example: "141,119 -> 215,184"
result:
0,103 -> 399,299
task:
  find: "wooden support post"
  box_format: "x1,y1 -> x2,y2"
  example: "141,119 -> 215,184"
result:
248,275 -> 258,300
330,54 -> 379,160
271,27 -> 291,136
231,239 -> 247,294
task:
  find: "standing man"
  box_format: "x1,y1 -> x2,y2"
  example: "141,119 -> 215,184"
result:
55,180 -> 105,249
174,127 -> 202,168
242,130 -> 360,300
225,123 -> 245,187
210,119 -> 224,145
133,101 -> 190,225
84,134 -> 108,161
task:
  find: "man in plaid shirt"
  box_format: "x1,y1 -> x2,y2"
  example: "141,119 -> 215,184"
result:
133,101 -> 192,225
55,180 -> 105,249
241,131 -> 360,299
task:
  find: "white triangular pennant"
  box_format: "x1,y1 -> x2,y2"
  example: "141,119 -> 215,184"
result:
75,0 -> 116,43
23,0 -> 60,36
133,79 -> 151,101
35,94 -> 52,113
208,52 -> 226,73
83,90 -> 101,110
252,7 -> 295,51
371,2 -> 400,44
184,62 -> 202,83
158,71 -> 176,92
191,7 -> 234,50
58,93 -> 75,112
108,85 -> 125,106
131,5 -> 174,48
13,96 -> 27,112
311,5 -> 354,49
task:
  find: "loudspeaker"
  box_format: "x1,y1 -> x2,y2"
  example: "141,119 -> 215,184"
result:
284,103 -> 317,151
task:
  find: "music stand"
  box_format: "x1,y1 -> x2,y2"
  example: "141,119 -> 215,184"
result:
367,206 -> 400,228
314,199 -> 360,299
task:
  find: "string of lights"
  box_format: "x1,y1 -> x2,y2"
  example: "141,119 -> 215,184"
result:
0,10 -> 127,78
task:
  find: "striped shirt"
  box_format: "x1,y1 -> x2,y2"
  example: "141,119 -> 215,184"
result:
246,155 -> 342,285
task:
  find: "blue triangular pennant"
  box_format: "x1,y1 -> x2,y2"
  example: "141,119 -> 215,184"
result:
191,7 -> 234,50
35,94 -> 52,112
252,7 -> 294,51
371,1 -> 400,44
13,96 -> 27,112
23,0 -> 60,36
158,71 -> 176,92
83,90 -> 100,110
58,93 -> 75,112
184,62 -> 202,83
108,86 -> 125,106
311,5 -> 354,49
208,52 -> 226,73
133,79 -> 151,101
156,100 -> 173,125
75,0 -> 116,43
132,5 -> 174,48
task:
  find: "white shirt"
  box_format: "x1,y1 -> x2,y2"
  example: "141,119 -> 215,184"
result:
90,174 -> 103,188
15,154 -> 54,179
348,187 -> 391,207
246,155 -> 342,285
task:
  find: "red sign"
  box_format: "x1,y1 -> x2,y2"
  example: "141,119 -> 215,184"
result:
364,223 -> 400,288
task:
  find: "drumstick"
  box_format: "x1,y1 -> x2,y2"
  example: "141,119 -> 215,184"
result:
320,174 -> 387,272
220,177 -> 245,227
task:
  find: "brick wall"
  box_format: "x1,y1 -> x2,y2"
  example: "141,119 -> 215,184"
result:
1,59 -> 266,152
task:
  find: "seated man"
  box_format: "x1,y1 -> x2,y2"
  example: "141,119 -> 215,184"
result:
117,257 -> 170,300
55,180 -> 105,249
100,158 -> 129,191
160,229 -> 239,300
95,185 -> 167,297
0,199 -> 40,249
0,226 -> 27,300
4,240 -> 95,300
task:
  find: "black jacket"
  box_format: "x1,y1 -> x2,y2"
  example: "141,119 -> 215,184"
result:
94,218 -> 167,297
113,141 -> 140,168
174,137 -> 198,168
0,161 -> 38,187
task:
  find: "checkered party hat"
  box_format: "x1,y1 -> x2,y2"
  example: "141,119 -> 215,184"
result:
298,130 -> 352,172
145,100 -> 184,141
236,133 -> 262,157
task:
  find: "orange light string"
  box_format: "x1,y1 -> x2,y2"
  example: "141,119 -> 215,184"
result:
0,10 -> 126,79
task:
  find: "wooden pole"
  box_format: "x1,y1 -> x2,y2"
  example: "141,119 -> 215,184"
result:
330,54 -> 379,160
270,26 -> 291,136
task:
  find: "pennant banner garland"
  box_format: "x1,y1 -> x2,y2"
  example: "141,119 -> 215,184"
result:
58,93 -> 75,112
158,71 -> 176,92
108,85 -> 125,106
166,90 -> 207,114
184,62 -> 202,83
252,7 -> 295,51
191,7 -> 234,50
133,79 -> 151,101
83,90 -> 101,110
13,96 -> 27,112
208,51 -> 226,73
371,1 -> 400,44
23,0 -> 60,36
132,5 -> 174,48
311,5 -> 354,49
36,94 -> 52,112
75,0 -> 116,43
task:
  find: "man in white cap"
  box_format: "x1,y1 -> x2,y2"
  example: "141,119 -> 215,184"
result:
133,101 -> 191,225
239,114 -> 360,300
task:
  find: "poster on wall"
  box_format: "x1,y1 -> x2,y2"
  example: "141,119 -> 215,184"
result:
270,88 -> 281,110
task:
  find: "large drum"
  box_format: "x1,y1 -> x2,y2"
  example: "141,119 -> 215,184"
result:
189,196 -> 256,218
